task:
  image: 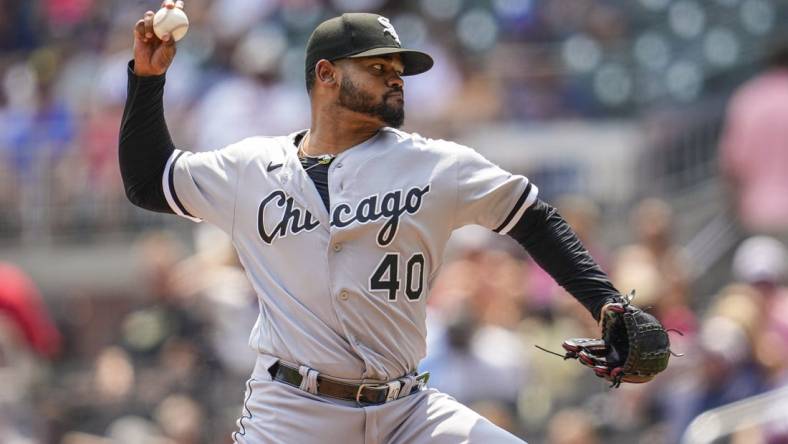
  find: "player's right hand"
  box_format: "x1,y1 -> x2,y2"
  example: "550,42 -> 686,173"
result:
132,0 -> 183,76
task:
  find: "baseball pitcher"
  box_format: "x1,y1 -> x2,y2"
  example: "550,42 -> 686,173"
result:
120,3 -> 670,443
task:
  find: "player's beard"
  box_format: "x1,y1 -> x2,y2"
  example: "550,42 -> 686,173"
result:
338,77 -> 404,128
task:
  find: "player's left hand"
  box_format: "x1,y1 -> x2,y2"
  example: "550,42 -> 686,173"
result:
538,292 -> 677,387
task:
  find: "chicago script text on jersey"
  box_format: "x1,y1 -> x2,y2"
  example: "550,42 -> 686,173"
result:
257,184 -> 431,246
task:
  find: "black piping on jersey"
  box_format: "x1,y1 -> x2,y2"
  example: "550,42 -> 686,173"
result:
167,150 -> 196,218
493,182 -> 533,233
232,377 -> 255,442
508,198 -> 622,321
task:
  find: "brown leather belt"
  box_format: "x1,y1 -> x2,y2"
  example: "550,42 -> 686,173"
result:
268,361 -> 429,405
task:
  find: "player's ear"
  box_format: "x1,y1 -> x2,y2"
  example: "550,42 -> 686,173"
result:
315,59 -> 337,87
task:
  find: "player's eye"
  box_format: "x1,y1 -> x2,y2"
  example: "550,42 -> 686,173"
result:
371,64 -> 384,72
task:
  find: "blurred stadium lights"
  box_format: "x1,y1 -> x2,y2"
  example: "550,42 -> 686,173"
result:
232,24 -> 288,76
281,1 -> 326,30
491,0 -> 533,19
332,0 -> 387,12
666,60 -> 703,101
457,8 -> 500,52
392,13 -> 429,48
740,0 -> 775,35
207,0 -> 277,39
640,0 -> 672,12
634,32 -> 672,71
669,1 -> 707,39
593,63 -> 633,106
420,0 -> 463,21
703,27 -> 741,67
562,34 -> 603,73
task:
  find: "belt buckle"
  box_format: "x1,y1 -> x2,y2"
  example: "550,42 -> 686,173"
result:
355,380 -> 402,405
416,371 -> 430,388
355,383 -> 368,404
385,380 -> 401,402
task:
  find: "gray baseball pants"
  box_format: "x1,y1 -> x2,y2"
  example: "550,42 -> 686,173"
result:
232,354 -> 526,444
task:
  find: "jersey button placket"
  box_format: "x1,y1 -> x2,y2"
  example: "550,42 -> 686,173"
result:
333,243 -> 343,252
339,290 -> 349,301
330,158 -> 346,192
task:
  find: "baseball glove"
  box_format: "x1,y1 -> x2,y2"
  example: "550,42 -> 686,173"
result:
538,292 -> 676,388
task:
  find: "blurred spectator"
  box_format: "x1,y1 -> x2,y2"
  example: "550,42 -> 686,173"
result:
3,55 -> 75,175
696,313 -> 764,403
0,262 -> 62,358
187,44 -> 309,151
422,306 -> 527,408
612,198 -> 697,335
423,249 -> 528,408
663,286 -> 770,442
732,236 -> 787,288
546,408 -> 599,444
0,262 -> 61,442
153,394 -> 204,444
720,41 -> 788,239
168,224 -> 257,377
732,236 -> 788,386
105,415 -> 174,444
0,262 -> 60,358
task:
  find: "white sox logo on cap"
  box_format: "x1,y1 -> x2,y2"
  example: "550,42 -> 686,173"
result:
377,16 -> 401,45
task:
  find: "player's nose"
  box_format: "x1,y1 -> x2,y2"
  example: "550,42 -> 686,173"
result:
386,75 -> 403,90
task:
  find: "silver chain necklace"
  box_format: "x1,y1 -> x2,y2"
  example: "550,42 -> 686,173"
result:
298,133 -> 335,172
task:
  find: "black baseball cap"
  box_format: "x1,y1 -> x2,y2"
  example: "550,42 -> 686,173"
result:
305,13 -> 434,77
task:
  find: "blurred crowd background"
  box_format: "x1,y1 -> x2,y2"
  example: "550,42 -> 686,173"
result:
2,0 -> 788,443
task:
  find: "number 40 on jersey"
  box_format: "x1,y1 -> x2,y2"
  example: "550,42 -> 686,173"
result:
369,253 -> 425,301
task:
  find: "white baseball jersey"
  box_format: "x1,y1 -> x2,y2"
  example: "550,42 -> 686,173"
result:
162,127 -> 537,381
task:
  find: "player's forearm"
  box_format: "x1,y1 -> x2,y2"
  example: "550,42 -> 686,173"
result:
507,199 -> 620,321
118,60 -> 175,213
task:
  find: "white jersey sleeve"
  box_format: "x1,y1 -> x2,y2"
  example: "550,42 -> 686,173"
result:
454,144 -> 538,234
162,141 -> 247,234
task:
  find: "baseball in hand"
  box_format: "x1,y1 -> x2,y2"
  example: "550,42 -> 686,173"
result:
153,6 -> 189,42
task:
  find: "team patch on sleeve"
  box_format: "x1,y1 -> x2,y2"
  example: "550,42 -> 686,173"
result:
162,149 -> 202,222
493,182 -> 538,235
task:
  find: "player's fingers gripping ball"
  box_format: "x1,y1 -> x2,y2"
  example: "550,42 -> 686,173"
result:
153,1 -> 189,42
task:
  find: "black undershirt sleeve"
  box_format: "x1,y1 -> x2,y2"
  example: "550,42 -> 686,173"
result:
507,199 -> 622,321
118,60 -> 175,213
